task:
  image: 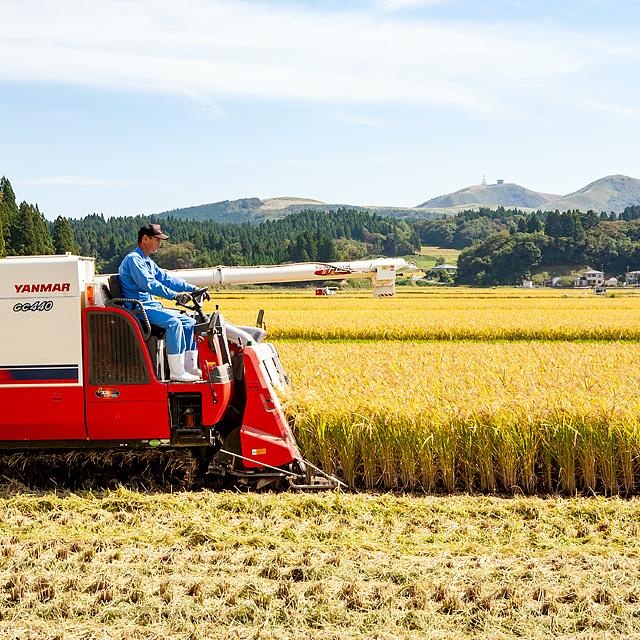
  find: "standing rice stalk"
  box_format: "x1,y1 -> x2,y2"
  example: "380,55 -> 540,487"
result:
281,341 -> 640,495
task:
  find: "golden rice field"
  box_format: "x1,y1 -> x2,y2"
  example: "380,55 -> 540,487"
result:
279,341 -> 640,495
200,287 -> 640,495
208,287 -> 640,341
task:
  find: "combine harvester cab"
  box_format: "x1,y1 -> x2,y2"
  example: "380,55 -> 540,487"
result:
0,254 -> 343,489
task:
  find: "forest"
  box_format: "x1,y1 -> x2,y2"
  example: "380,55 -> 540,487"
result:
414,206 -> 640,284
0,177 -> 420,272
3,174 -> 640,285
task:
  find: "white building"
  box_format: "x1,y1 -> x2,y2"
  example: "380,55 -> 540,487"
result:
543,276 -> 563,287
430,263 -> 457,272
574,269 -> 605,288
626,271 -> 640,285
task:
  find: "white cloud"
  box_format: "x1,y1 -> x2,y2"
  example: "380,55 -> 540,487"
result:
0,0 -> 632,117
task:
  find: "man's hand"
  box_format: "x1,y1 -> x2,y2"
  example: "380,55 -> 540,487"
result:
175,292 -> 192,306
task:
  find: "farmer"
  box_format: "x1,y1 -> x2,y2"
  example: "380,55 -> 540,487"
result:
119,223 -> 201,382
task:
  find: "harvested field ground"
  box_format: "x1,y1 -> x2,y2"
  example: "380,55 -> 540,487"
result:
2,489 -> 640,639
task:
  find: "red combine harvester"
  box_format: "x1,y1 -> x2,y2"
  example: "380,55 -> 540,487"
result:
0,255 -> 417,488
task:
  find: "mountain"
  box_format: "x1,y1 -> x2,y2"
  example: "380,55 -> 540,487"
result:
417,182 -> 557,209
157,198 -> 263,224
153,175 -> 640,224
542,175 -> 640,213
417,175 -> 640,214
156,197 -> 442,223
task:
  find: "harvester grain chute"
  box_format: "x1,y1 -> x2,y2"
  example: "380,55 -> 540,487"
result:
0,254 -> 417,489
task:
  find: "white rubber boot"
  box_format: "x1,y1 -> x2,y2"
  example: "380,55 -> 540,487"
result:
168,353 -> 198,382
184,350 -> 202,378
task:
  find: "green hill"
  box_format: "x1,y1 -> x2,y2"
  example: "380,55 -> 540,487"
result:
417,182 -> 555,209
153,175 -> 640,225
543,175 -> 640,213
155,197 -> 445,224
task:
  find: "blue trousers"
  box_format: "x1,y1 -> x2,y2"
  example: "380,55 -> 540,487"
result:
145,307 -> 196,355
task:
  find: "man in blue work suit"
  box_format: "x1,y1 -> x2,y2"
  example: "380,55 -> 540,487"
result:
119,224 -> 201,382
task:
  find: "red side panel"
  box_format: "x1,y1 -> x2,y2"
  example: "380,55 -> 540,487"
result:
83,307 -> 170,441
240,347 -> 300,469
0,386 -> 86,441
197,337 -> 220,371
85,383 -> 170,440
210,380 -> 233,424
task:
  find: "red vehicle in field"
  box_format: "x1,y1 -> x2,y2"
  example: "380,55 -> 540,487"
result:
0,255 -> 416,488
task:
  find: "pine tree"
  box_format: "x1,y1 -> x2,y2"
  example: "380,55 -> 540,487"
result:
0,215 -> 5,257
0,176 -> 19,250
301,231 -> 317,260
317,235 -> 337,261
53,215 -> 79,254
527,213 -> 543,233
516,217 -> 528,233
544,211 -> 561,238
31,205 -> 55,255
572,212 -> 585,243
289,235 -> 310,262
559,211 -> 576,238
11,202 -> 38,255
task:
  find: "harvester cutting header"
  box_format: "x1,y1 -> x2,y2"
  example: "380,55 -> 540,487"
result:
0,246 -> 417,489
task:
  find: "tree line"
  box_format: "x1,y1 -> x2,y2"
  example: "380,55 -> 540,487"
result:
445,208 -> 640,285
0,177 -> 78,257
6,170 -> 639,286
0,177 -> 420,272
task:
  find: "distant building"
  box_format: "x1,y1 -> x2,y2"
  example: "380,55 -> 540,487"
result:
522,280 -> 534,288
574,269 -> 605,288
626,271 -> 640,285
496,179 -> 505,185
543,276 -> 563,287
605,277 -> 619,287
430,263 -> 457,272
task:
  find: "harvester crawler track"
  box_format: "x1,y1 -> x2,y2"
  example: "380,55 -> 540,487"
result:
0,449 -> 346,493
0,449 -> 199,492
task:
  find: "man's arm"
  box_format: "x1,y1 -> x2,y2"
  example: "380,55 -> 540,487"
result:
152,262 -> 196,295
126,253 -> 184,300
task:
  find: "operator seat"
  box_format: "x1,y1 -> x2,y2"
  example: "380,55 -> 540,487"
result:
105,275 -> 166,338
104,275 -> 168,380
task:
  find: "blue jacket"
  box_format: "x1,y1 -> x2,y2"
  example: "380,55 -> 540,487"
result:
118,247 -> 194,309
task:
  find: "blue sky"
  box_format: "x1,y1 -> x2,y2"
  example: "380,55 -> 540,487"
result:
1,0 -> 639,218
